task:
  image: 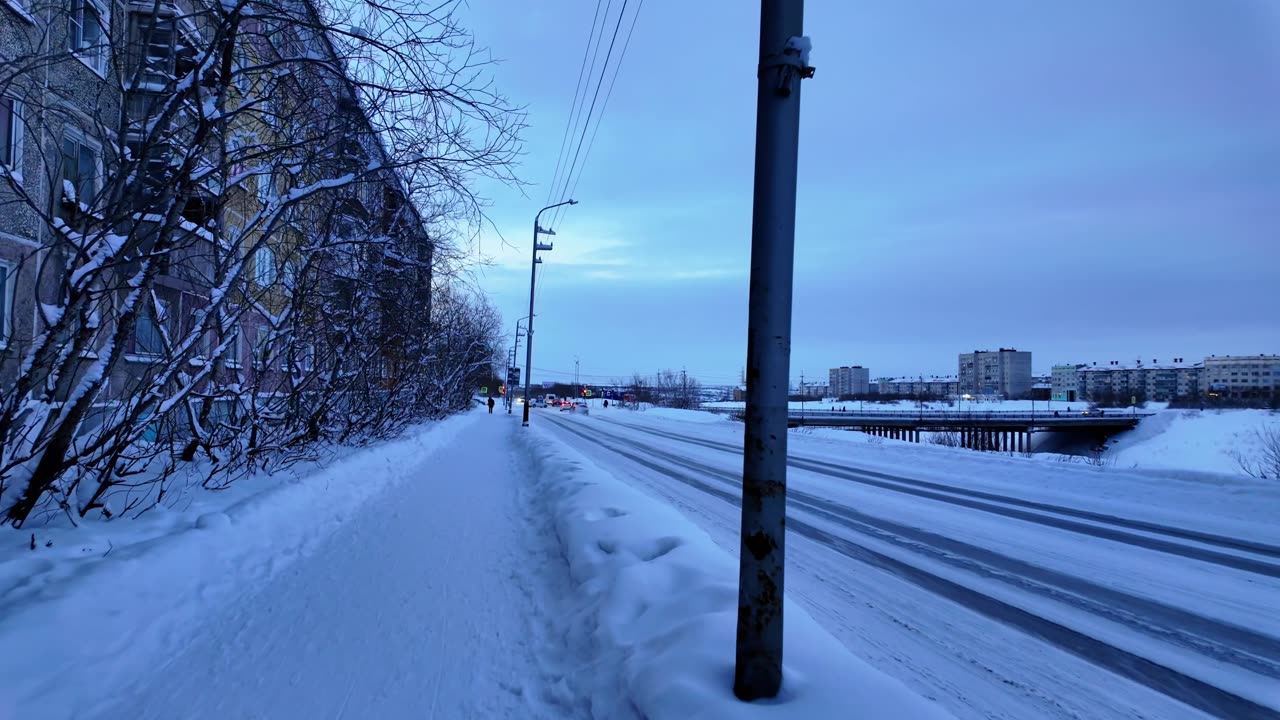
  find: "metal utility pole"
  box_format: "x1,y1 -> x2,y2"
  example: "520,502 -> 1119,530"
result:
735,0 -> 812,702
508,317 -> 528,414
522,199 -> 577,426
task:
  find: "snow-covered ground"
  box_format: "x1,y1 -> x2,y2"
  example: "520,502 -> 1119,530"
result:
521,421 -> 950,719
0,408 -> 951,720
701,399 -> 1280,477
541,405 -> 1280,720
1105,407 -> 1280,476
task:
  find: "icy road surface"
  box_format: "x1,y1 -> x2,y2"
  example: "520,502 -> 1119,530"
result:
542,409 -> 1280,720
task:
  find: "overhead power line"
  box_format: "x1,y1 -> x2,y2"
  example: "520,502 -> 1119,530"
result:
547,0 -> 634,227
544,0 -> 606,207
556,0 -> 645,230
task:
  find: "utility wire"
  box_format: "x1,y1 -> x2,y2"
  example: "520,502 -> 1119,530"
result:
548,0 -> 613,210
548,0 -> 630,226
555,0 -> 644,231
544,0 -> 605,207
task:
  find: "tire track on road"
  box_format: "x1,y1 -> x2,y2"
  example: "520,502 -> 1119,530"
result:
545,416 -> 1280,720
598,417 -> 1280,577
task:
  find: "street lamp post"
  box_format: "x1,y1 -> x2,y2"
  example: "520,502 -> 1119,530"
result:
522,199 -> 577,427
508,317 -> 529,414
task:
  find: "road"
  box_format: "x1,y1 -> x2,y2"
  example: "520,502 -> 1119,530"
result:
541,410 -> 1280,720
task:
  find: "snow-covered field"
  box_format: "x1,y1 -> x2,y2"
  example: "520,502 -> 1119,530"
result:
542,406 -> 1280,720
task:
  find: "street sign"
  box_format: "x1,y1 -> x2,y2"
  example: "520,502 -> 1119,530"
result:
507,367 -> 521,386
481,386 -> 488,395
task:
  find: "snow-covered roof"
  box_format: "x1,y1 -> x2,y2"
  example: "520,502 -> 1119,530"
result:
880,375 -> 958,384
1076,359 -> 1202,372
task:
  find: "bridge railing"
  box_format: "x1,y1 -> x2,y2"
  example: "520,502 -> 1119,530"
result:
702,407 -> 1150,422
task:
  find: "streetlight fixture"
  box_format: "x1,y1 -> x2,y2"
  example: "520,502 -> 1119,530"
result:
508,316 -> 530,414
522,199 -> 578,427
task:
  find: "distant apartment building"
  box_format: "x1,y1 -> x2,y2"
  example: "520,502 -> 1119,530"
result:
828,366 -> 870,397
877,376 -> 959,398
958,349 -> 1032,398
1064,358 -> 1200,402
1202,355 -> 1280,400
1052,364 -> 1086,402
795,383 -> 828,398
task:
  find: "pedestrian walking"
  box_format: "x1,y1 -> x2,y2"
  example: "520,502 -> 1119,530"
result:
487,397 -> 495,414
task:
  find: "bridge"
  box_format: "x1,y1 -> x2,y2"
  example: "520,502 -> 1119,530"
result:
702,407 -> 1148,452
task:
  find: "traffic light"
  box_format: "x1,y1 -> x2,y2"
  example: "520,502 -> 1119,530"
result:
500,385 -> 506,395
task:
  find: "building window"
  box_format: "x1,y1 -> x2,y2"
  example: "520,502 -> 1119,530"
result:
0,262 -> 12,347
68,0 -> 110,74
183,294 -> 210,358
282,260 -> 300,289
254,329 -> 271,369
255,170 -> 272,207
134,298 -> 170,355
223,324 -> 241,365
60,133 -> 100,213
1,96 -> 23,175
132,14 -> 175,88
254,246 -> 275,286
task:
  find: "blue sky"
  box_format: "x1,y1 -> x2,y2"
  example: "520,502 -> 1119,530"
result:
459,1 -> 1280,387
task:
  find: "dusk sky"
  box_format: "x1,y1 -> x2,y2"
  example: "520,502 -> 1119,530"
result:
460,1 -> 1280,388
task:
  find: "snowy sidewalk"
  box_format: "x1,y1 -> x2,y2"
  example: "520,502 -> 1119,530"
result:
95,413 -> 585,720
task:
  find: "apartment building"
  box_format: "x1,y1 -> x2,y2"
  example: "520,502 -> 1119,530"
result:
795,383 -> 827,399
1051,364 -> 1085,402
958,348 -> 1032,398
1202,355 -> 1280,399
1063,358 -> 1201,402
0,0 -> 430,405
877,376 -> 959,398
828,365 -> 869,396
1,0 -> 128,387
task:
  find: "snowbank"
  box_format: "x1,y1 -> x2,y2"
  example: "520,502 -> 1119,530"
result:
520,426 -> 952,720
0,412 -> 481,720
1107,407 -> 1280,475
